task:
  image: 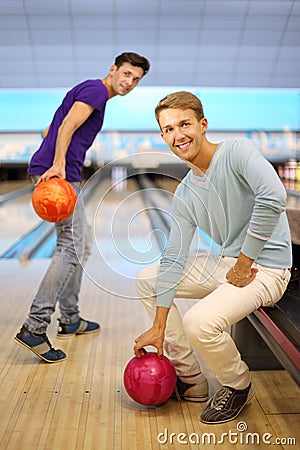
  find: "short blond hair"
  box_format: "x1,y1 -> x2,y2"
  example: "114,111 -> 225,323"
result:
155,91 -> 204,125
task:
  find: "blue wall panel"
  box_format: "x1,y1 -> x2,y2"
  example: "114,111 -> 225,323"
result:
0,87 -> 299,132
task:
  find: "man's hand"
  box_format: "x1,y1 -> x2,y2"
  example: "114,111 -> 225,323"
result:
134,306 -> 169,358
35,164 -> 66,185
134,325 -> 165,358
226,266 -> 258,287
226,252 -> 257,287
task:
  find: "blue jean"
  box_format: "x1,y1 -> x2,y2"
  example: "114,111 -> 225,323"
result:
25,181 -> 92,334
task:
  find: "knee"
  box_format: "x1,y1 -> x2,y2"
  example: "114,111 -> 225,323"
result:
72,224 -> 92,263
182,311 -> 201,345
83,222 -> 93,260
182,308 -> 220,346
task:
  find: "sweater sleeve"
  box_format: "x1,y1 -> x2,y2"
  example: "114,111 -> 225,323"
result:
156,194 -> 196,308
235,139 -> 287,260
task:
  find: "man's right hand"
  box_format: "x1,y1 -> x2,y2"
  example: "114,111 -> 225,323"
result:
134,325 -> 165,358
35,165 -> 66,185
134,306 -> 169,358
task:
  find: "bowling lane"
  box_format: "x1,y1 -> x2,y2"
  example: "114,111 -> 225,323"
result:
83,177 -> 164,299
0,179 -> 32,195
0,175 -> 166,299
0,182 -> 40,254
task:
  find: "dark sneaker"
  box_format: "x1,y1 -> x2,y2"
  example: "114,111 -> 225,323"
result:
173,378 -> 209,402
14,325 -> 66,363
57,318 -> 100,338
200,383 -> 255,424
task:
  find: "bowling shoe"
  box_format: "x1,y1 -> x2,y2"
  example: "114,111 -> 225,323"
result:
174,377 -> 209,402
57,317 -> 100,338
14,325 -> 66,363
200,383 -> 255,424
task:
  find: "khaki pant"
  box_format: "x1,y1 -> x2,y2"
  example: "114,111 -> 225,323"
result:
136,255 -> 290,389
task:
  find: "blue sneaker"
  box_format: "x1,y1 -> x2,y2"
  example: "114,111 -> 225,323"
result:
15,325 -> 66,363
57,318 -> 100,338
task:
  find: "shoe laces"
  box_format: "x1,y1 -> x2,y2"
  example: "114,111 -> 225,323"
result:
210,386 -> 233,411
41,333 -> 55,351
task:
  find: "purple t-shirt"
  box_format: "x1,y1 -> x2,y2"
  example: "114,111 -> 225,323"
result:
29,79 -> 109,182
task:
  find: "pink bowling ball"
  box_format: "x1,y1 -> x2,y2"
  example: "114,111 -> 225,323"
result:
123,352 -> 177,406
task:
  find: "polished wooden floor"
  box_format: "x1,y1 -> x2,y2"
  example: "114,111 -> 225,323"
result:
0,181 -> 299,449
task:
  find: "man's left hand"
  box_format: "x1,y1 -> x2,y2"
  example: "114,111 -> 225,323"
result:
226,266 -> 258,287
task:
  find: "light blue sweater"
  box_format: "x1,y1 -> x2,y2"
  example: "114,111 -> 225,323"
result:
157,137 -> 292,308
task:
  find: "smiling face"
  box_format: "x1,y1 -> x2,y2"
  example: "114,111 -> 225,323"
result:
159,108 -> 208,166
109,62 -> 144,96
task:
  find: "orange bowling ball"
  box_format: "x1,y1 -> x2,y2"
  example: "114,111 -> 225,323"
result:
32,178 -> 77,222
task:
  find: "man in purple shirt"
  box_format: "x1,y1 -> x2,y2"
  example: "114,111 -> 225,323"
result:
15,52 -> 150,363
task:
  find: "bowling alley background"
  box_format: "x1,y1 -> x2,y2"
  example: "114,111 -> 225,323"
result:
0,87 -> 299,197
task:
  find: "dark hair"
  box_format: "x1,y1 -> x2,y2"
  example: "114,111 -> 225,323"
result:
155,91 -> 204,124
114,52 -> 150,76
